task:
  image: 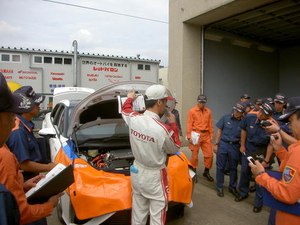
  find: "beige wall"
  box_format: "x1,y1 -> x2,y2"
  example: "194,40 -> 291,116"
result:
168,0 -> 276,145
158,67 -> 169,88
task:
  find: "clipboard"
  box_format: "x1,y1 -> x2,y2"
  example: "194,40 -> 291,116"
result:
118,95 -> 146,113
26,164 -> 74,204
262,170 -> 300,216
191,131 -> 200,145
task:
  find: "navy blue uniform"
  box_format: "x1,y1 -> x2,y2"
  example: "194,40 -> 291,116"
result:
215,114 -> 242,190
0,183 -> 20,225
239,113 -> 270,207
6,115 -> 43,180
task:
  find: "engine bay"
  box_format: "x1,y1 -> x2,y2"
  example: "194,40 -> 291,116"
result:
79,147 -> 134,172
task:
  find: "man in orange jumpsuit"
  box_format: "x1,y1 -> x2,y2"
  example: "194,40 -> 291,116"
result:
0,73 -> 62,224
249,96 -> 300,225
186,94 -> 214,181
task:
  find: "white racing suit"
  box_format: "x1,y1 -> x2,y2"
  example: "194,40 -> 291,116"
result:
122,98 -> 181,225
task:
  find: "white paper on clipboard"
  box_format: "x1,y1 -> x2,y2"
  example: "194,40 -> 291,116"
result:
118,95 -> 146,113
191,131 -> 200,145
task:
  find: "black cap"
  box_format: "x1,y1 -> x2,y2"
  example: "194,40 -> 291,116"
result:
260,102 -> 275,115
15,86 -> 45,104
255,98 -> 263,105
278,97 -> 300,122
241,100 -> 254,109
0,73 -> 34,113
197,94 -> 207,102
262,97 -> 274,104
233,102 -> 246,113
274,93 -> 287,103
240,94 -> 250,99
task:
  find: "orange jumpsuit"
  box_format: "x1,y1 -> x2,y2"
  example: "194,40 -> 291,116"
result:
186,105 -> 214,169
256,141 -> 300,225
0,145 -> 53,224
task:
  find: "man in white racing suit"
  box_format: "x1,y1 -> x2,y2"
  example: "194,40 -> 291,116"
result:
122,85 -> 181,225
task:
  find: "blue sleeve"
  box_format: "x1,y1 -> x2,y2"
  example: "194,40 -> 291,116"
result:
216,115 -> 226,130
6,129 -> 30,164
239,116 -> 247,130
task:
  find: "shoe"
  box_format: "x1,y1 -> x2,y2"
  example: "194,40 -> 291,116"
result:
203,172 -> 214,182
253,206 -> 262,213
217,189 -> 224,197
229,188 -> 239,198
234,194 -> 249,202
249,185 -> 256,193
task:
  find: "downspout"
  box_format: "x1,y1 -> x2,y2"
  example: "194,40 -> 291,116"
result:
128,60 -> 132,81
72,40 -> 78,87
201,26 -> 204,94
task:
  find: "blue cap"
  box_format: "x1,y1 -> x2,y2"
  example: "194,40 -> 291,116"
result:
0,73 -> 34,113
278,97 -> 300,122
15,86 -> 45,104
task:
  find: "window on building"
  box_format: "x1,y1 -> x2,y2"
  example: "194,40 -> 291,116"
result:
64,58 -> 72,65
44,56 -> 52,64
145,65 -> 151,70
34,56 -> 42,63
12,54 -> 21,62
1,54 -> 10,62
54,57 -> 63,64
138,64 -> 143,70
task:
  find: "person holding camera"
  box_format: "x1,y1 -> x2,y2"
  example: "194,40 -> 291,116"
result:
236,102 -> 277,213
249,97 -> 300,225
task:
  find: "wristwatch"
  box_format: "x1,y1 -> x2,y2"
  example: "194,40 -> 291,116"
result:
213,142 -> 219,146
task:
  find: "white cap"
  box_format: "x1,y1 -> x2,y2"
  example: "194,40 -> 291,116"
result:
145,85 -> 174,101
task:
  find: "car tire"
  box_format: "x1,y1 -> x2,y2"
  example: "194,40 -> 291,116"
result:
166,202 -> 185,222
56,199 -> 66,225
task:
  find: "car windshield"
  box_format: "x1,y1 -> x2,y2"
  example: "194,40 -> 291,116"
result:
74,122 -> 130,146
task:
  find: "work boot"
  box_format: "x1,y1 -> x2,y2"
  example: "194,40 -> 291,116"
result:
229,188 -> 239,198
203,168 -> 214,182
217,189 -> 224,197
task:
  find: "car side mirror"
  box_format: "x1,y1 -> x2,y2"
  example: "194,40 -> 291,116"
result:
38,127 -> 56,138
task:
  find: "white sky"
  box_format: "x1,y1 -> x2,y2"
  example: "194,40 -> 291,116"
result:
0,0 -> 169,66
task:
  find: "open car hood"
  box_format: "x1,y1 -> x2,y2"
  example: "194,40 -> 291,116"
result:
67,81 -> 176,137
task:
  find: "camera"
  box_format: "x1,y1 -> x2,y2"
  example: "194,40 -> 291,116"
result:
164,109 -> 170,116
260,120 -> 272,127
247,156 -> 256,164
266,134 -> 279,140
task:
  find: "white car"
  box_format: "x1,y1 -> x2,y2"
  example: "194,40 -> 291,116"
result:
39,81 -> 194,225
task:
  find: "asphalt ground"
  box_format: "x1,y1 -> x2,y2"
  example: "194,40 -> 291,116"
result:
47,146 -> 272,225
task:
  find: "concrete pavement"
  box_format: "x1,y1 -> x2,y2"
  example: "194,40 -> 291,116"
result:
167,147 -> 270,225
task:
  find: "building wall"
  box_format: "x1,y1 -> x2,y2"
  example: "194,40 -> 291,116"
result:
159,67 -> 169,88
204,39 -> 279,123
0,48 -> 159,109
279,46 -> 300,97
168,0 -> 282,141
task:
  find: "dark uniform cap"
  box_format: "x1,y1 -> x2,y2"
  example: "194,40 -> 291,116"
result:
15,86 -> 45,104
0,72 -> 34,113
240,94 -> 250,99
259,102 -> 276,115
241,100 -> 254,109
233,102 -> 246,113
197,94 -> 207,102
278,97 -> 300,122
274,93 -> 287,103
255,98 -> 263,105
262,97 -> 273,104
